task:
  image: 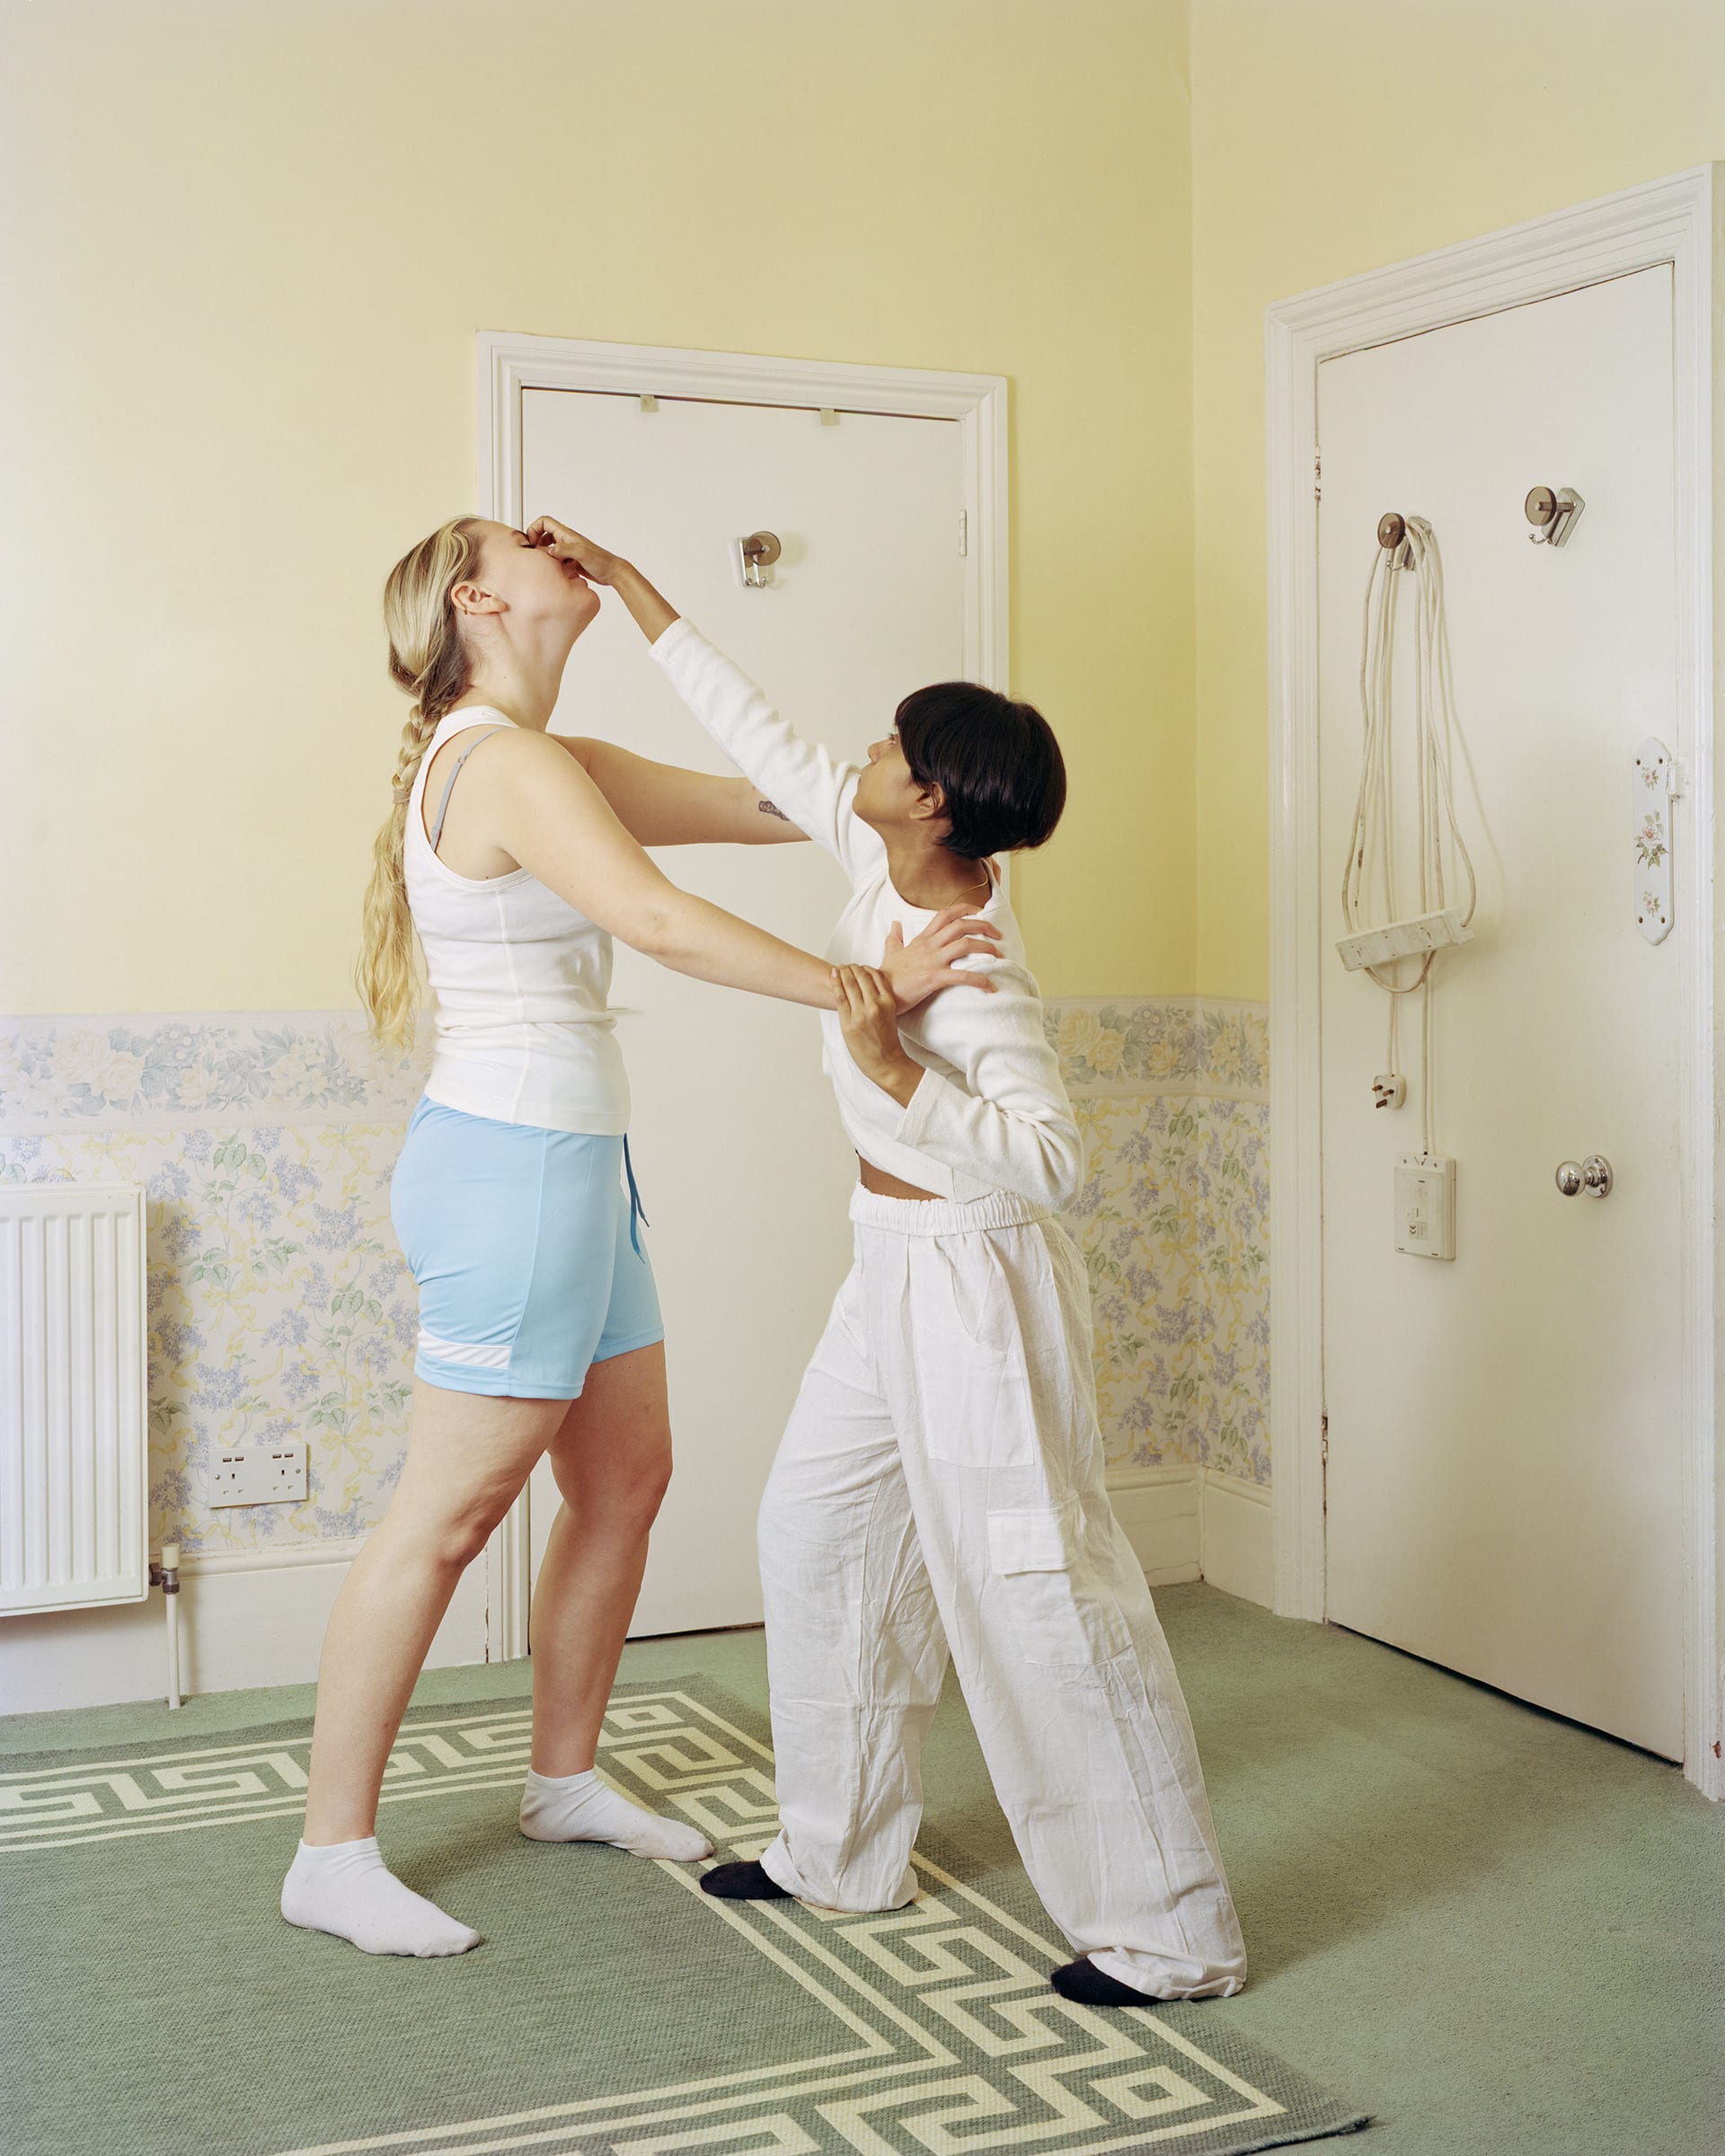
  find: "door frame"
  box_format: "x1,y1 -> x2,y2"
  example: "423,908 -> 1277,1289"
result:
473,331 -> 1011,1658
1265,166 -> 1721,1797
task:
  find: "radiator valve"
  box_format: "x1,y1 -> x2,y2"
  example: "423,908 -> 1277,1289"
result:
149,1542 -> 183,1711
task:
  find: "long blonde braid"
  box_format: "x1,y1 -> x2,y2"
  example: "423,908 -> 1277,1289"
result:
355,517 -> 484,1052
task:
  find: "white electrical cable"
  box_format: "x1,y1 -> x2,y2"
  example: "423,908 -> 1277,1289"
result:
1342,517 -> 1476,1159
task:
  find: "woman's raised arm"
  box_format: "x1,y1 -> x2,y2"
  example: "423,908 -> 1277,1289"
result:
526,522 -> 809,847
556,736 -> 809,848
481,726 -> 995,1012
527,520 -> 853,858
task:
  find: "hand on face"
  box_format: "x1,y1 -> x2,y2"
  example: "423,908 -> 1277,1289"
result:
526,517 -> 628,588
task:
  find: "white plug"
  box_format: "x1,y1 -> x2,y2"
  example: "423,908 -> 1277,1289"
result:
1372,1074 -> 1407,1111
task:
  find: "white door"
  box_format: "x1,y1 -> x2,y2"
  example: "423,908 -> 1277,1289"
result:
1317,268 -> 1684,1756
518,391 -> 966,1636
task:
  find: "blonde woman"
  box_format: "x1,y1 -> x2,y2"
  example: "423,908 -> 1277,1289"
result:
280,517 -> 995,1957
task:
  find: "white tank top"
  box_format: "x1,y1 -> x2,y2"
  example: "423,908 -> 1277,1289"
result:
404,706 -> 631,1135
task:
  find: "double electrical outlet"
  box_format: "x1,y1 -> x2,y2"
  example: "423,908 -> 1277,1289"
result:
210,1444 -> 307,1507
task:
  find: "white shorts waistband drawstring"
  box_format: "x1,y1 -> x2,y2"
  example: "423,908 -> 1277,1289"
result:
847,1184 -> 1051,1238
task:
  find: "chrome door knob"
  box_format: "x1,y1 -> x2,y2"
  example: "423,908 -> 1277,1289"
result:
1555,1155 -> 1613,1198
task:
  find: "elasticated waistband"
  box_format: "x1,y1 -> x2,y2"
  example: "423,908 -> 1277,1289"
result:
848,1183 -> 1051,1238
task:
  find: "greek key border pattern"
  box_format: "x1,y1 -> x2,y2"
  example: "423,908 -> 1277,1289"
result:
4,1686 -> 1300,2156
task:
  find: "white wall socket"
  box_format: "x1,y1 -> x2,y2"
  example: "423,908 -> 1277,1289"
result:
1396,1153 -> 1456,1261
210,1444 -> 307,1507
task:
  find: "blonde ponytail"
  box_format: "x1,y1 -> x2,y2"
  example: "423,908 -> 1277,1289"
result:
356,517 -> 483,1052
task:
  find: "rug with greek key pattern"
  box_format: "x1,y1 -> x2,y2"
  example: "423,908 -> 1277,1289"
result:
0,1679 -> 1367,2155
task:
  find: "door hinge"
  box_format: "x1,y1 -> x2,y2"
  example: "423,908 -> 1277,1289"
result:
1321,1412 -> 1329,1515
1314,451 -> 1322,505
958,509 -> 968,556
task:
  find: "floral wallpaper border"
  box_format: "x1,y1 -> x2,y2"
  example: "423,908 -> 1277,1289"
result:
0,1002 -> 1270,1560
1045,997 -> 1268,1101
0,1014 -> 428,1132
0,1001 -> 1267,1125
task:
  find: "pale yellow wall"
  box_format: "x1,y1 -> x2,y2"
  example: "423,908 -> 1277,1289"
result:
0,0 -> 1196,1014
26,4 -> 1702,1017
1190,0 -> 1725,1000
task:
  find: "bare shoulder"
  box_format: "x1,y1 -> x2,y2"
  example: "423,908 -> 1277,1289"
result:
422,717 -> 562,796
479,726 -> 595,782
439,726 -> 608,825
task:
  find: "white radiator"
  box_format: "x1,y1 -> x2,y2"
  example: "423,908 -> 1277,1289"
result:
0,1184 -> 150,1616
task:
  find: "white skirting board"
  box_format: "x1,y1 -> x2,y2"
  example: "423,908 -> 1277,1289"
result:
0,1542 -> 488,1715
0,1466 -> 1272,1716
1106,1465 -> 1274,1609
1105,1467 -> 1202,1586
1197,1468 -> 1274,1608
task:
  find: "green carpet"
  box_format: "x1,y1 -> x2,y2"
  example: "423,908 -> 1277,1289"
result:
4,1585 -> 1722,2153
1,1671 -> 1365,2156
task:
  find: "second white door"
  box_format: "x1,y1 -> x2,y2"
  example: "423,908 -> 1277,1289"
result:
1316,268 -> 1685,1758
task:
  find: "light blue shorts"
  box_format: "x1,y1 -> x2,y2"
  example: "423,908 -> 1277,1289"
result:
390,1095 -> 663,1400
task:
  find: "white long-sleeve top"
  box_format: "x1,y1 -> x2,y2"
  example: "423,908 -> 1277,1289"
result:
650,619 -> 1084,1213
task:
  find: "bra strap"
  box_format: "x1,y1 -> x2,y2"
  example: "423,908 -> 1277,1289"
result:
428,727 -> 509,853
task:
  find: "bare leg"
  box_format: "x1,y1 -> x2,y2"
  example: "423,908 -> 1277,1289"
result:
517,1343 -> 709,1861
301,1378 -> 570,1845
528,1342 -> 673,1776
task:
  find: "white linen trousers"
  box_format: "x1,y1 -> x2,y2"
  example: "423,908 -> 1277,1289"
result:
756,1186 -> 1247,2000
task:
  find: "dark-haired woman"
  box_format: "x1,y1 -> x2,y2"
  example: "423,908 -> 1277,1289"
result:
526,519 -> 1247,2007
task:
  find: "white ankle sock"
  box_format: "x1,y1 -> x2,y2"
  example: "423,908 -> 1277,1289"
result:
280,1836 -> 482,1957
518,1767 -> 712,1861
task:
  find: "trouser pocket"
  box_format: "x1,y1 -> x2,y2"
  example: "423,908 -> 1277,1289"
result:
915,1239 -> 1038,1469
986,1498 -> 1133,1672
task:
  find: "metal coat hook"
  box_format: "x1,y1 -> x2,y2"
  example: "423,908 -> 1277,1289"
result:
738,531 -> 782,588
1526,485 -> 1585,547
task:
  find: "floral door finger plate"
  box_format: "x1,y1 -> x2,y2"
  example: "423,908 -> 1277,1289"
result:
1635,736 -> 1674,946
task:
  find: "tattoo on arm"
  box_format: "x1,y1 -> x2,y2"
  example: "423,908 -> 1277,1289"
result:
756,797 -> 792,823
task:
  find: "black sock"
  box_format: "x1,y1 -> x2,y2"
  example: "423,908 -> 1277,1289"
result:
699,1859 -> 793,1901
1049,1957 -> 1163,2008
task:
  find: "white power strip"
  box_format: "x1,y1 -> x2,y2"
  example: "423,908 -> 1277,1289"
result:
1337,906 -> 1474,973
